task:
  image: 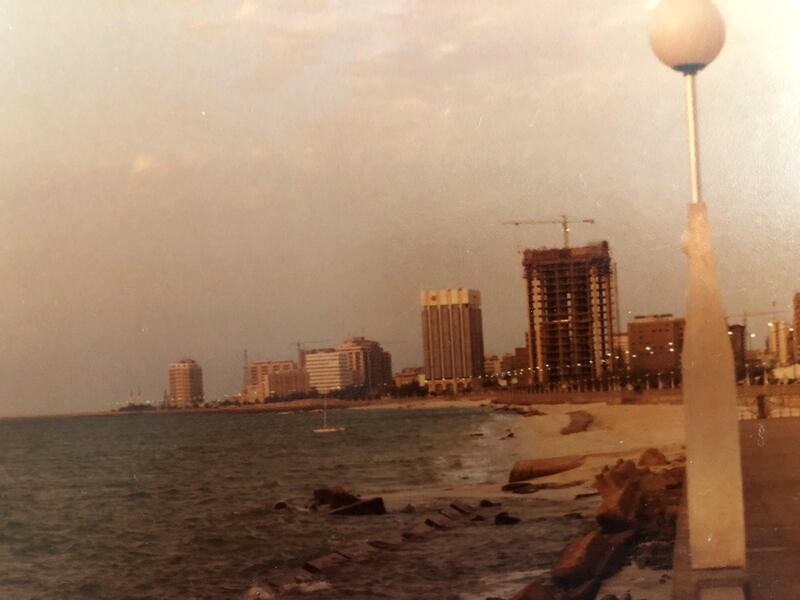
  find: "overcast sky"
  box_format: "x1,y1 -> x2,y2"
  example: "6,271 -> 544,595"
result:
2,1 -> 799,416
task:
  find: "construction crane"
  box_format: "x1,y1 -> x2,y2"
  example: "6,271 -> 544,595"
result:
502,214 -> 596,248
289,340 -> 330,365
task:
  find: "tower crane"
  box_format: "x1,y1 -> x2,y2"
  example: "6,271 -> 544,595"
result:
502,214 -> 596,248
289,340 -> 330,365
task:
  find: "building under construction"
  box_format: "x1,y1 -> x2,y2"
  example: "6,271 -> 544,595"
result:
522,241 -> 617,387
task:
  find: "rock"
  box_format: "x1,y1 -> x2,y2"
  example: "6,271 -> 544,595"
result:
265,567 -> 317,592
402,521 -> 436,540
502,482 -> 541,494
313,485 -> 359,509
425,513 -> 458,530
551,531 -> 611,586
502,431 -> 515,439
509,456 -> 585,483
633,541 -> 674,570
596,479 -> 641,531
638,448 -> 668,467
303,552 -> 349,573
574,491 -> 600,500
336,541 -> 380,560
509,581 -> 555,600
495,512 -> 521,526
560,411 -> 594,435
450,500 -> 474,514
563,512 -> 584,520
440,506 -> 463,520
619,594 -> 632,600
330,497 -> 386,516
471,514 -> 486,521
272,500 -> 289,510
367,537 -> 403,550
400,503 -> 416,514
480,499 -> 501,507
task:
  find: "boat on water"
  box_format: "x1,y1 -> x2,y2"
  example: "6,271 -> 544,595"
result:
313,399 -> 345,433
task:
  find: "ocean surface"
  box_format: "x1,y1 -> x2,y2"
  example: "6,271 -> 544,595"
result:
0,407 -> 595,599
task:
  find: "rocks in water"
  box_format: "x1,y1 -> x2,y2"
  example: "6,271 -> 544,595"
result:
494,511 -> 521,526
471,514 -> 486,522
638,448 -> 669,467
633,540 -> 674,570
450,499 -> 474,514
560,410 -> 594,435
313,485 -> 359,509
336,541 -> 379,560
551,530 -> 611,586
594,460 -> 647,531
574,491 -> 600,500
509,581 -> 556,600
563,512 -> 583,520
508,456 -> 584,483
479,499 -> 501,507
425,513 -> 458,530
400,503 -> 416,514
329,497 -> 386,516
440,506 -> 463,520
402,521 -> 436,540
303,551 -> 349,573
265,567 -> 317,593
272,500 -> 289,510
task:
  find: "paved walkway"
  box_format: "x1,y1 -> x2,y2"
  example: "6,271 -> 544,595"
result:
673,417 -> 800,598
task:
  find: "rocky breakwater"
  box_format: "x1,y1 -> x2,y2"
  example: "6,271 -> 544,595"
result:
504,448 -> 685,600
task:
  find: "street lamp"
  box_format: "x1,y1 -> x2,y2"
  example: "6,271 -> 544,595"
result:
650,0 -> 747,585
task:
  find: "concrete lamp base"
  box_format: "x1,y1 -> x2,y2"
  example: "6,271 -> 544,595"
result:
693,567 -> 749,600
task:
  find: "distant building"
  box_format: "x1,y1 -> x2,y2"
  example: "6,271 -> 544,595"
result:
420,288 -> 485,393
613,332 -> 630,367
728,324 -> 747,381
522,242 -> 617,386
244,360 -> 309,402
335,337 -> 392,393
794,293 -> 800,363
168,358 -> 204,407
305,351 -> 354,394
484,355 -> 501,377
393,367 -> 425,387
767,320 -> 789,366
628,314 -> 685,378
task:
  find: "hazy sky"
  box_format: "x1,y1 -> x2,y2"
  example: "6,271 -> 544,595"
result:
2,1 -> 799,416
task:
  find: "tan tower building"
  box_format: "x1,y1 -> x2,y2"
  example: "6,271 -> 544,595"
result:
420,288 -> 485,393
244,360 -> 309,402
522,242 -> 616,387
168,358 -> 204,408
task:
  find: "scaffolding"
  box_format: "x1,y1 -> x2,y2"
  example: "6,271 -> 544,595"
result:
522,242 -> 617,388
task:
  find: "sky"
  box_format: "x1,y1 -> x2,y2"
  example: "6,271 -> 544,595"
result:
2,1 -> 799,416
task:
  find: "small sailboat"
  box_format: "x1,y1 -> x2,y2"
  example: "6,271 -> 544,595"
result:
313,398 -> 345,433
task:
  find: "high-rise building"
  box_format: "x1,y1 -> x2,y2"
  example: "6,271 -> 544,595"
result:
767,319 -> 789,366
335,337 -> 392,393
168,358 -> 204,407
304,351 -> 354,393
420,288 -> 485,393
244,359 -> 309,402
522,242 -> 616,386
628,314 -> 685,377
728,324 -> 747,381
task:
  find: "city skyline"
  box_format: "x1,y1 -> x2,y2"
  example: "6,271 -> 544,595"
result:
3,1 -> 800,416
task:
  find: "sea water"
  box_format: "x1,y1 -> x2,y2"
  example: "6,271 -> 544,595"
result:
0,407 -> 594,599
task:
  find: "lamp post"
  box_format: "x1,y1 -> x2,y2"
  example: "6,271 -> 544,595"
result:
650,0 -> 747,584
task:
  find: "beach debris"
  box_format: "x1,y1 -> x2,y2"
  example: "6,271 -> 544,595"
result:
400,503 -> 416,514
494,511 -> 521,526
303,552 -> 349,574
450,499 -> 474,514
509,456 -> 585,483
312,485 -> 360,509
402,521 -> 436,540
560,410 -> 594,435
329,497 -> 386,516
425,513 -> 458,529
272,500 -> 289,510
637,448 -> 668,467
479,498 -> 500,507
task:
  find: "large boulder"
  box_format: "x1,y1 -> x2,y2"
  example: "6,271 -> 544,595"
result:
329,497 -> 386,516
596,478 -> 641,531
551,530 -> 611,586
638,448 -> 668,467
509,456 -> 585,483
313,485 -> 359,509
560,411 -> 594,435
